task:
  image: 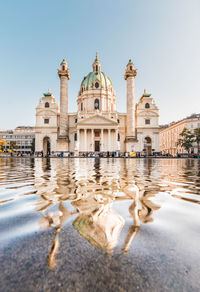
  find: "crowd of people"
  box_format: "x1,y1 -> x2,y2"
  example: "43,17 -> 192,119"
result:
0,150 -> 199,158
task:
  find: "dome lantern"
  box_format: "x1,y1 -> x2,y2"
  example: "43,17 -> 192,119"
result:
92,52 -> 101,72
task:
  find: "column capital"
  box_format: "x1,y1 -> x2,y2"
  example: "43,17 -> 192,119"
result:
124,60 -> 137,80
58,70 -> 70,80
58,59 -> 70,79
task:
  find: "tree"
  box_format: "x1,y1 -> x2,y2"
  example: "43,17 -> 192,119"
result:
0,139 -> 7,152
194,127 -> 200,153
177,127 -> 195,154
10,141 -> 18,151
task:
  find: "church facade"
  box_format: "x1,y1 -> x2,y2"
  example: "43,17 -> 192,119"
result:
35,54 -> 160,156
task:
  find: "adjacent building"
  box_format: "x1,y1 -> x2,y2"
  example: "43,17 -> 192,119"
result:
0,126 -> 35,153
160,113 -> 200,155
35,54 -> 160,156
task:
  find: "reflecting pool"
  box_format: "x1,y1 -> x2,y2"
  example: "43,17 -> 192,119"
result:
0,158 -> 200,291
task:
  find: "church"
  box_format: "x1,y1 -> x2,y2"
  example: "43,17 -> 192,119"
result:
35,54 -> 160,156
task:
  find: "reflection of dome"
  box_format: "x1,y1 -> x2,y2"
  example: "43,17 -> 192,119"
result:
81,71 -> 113,90
73,205 -> 124,251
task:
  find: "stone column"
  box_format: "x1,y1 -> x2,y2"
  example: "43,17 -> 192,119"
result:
124,60 -> 137,139
108,129 -> 111,152
84,129 -> 87,152
58,61 -> 70,138
101,129 -> 104,152
91,129 -> 94,152
60,76 -> 68,137
115,129 -> 118,151
77,129 -> 80,152
126,77 -> 135,137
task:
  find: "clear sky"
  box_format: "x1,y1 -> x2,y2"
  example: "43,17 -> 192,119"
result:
0,0 -> 199,130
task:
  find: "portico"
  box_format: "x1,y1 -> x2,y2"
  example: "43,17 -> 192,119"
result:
74,113 -> 120,154
75,127 -> 120,153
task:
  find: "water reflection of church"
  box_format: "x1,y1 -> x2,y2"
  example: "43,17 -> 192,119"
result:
35,54 -> 160,156
34,158 -> 160,268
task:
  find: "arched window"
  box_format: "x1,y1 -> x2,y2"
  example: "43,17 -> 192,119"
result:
145,103 -> 150,109
144,137 -> 151,144
95,82 -> 99,88
74,133 -> 77,141
96,65 -> 98,72
62,65 -> 65,70
130,66 -> 132,70
118,133 -> 120,141
45,102 -> 49,108
94,99 -> 99,110
81,103 -> 83,111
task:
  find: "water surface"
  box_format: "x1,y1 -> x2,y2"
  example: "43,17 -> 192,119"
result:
0,158 -> 200,291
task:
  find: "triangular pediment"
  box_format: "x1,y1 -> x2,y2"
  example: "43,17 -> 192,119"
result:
77,114 -> 118,125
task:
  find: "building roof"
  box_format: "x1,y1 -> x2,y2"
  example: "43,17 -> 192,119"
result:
43,89 -> 52,97
128,59 -> 133,65
140,89 -> 151,98
81,71 -> 112,90
60,59 -> 67,65
160,113 -> 200,132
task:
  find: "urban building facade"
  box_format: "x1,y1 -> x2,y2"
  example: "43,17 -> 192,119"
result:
160,113 -> 200,155
0,126 -> 35,153
35,54 -> 160,156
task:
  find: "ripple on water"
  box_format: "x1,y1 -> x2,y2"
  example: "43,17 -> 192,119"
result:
0,158 -> 200,261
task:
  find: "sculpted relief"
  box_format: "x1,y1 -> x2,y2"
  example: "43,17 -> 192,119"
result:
78,115 -> 117,125
137,110 -> 158,117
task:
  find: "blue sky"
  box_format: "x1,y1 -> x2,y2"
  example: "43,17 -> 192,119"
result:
0,0 -> 199,129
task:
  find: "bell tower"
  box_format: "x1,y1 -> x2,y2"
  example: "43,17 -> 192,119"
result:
124,59 -> 137,142
58,59 -> 70,138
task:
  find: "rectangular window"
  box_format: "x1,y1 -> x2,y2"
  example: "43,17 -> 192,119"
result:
145,119 -> 150,125
44,118 -> 49,124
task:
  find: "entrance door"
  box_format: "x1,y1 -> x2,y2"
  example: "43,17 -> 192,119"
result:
95,141 -> 100,152
144,137 -> 152,156
43,137 -> 51,156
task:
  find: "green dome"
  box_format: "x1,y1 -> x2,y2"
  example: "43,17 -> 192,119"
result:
81,71 -> 112,90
